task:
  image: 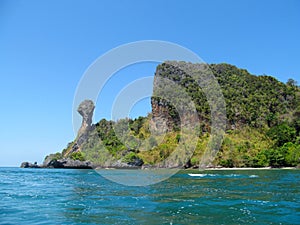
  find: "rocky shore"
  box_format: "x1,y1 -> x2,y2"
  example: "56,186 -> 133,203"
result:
20,158 -> 94,169
20,157 -> 145,169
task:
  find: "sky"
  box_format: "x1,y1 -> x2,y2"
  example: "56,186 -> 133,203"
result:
0,0 -> 299,166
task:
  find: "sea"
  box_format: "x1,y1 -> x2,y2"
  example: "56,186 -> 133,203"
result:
0,168 -> 299,225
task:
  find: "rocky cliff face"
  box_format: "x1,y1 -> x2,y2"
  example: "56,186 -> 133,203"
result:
150,61 -> 209,133
150,97 -> 178,133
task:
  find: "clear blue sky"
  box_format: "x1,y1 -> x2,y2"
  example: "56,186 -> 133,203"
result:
0,0 -> 299,166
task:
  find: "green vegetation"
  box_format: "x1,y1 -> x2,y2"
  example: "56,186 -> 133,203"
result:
44,152 -> 63,162
150,62 -> 300,167
122,152 -> 138,163
69,151 -> 85,161
56,62 -> 299,168
155,62 -> 299,130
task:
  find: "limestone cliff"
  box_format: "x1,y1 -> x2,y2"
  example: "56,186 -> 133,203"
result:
151,61 -> 211,133
64,100 -> 95,157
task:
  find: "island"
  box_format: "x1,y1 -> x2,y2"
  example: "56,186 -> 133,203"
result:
21,62 -> 300,169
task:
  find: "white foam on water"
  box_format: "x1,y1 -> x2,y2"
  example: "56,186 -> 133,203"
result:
188,174 -> 216,177
225,174 -> 243,177
188,173 -> 259,178
188,173 -> 206,177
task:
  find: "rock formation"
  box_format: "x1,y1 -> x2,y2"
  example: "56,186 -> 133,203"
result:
77,100 -> 95,139
45,158 -> 94,169
65,100 -> 95,156
20,162 -> 40,168
20,159 -> 94,169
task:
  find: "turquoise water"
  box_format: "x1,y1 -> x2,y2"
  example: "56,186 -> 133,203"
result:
0,168 -> 299,225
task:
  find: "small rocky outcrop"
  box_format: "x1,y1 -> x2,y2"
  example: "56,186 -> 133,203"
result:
20,162 -> 41,168
45,158 -> 94,169
20,159 -> 94,169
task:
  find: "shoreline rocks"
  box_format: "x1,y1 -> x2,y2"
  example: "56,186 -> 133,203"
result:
20,157 -> 145,169
45,158 -> 94,169
20,162 -> 41,168
20,158 -> 94,169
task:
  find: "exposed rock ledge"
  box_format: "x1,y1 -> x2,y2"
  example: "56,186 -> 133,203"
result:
20,162 -> 41,168
20,159 -> 94,169
20,158 -> 145,169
